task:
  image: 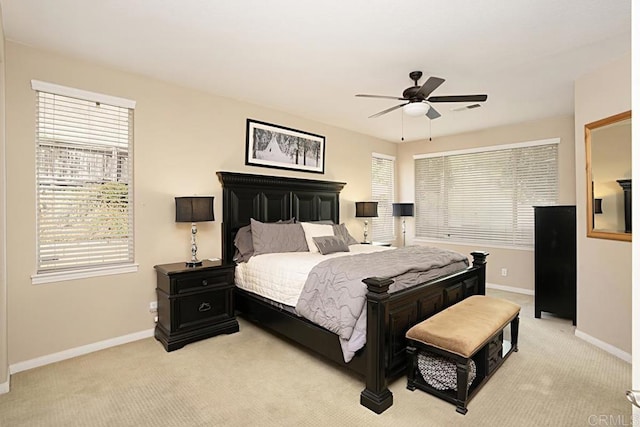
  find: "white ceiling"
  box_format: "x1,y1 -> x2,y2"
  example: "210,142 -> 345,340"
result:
0,0 -> 631,142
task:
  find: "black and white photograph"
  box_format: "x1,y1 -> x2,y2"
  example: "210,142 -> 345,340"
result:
245,119 -> 325,174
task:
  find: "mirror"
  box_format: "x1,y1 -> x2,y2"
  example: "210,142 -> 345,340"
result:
585,110 -> 632,241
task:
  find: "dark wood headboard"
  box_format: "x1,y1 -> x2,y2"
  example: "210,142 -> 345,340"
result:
217,172 -> 346,262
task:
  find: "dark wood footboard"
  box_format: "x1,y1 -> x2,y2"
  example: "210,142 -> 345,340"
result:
360,250 -> 488,413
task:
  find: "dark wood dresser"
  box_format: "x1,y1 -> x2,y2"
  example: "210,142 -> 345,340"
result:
154,260 -> 239,351
534,205 -> 576,325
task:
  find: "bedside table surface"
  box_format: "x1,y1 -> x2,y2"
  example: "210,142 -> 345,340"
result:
154,259 -> 233,275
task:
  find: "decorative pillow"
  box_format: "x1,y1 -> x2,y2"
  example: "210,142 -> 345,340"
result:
250,219 -> 309,256
300,222 -> 335,253
332,223 -> 359,246
233,225 -> 254,262
233,218 -> 296,262
312,236 -> 350,255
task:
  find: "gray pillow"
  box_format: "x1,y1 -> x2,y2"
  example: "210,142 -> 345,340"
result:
233,225 -> 254,262
251,218 -> 309,256
233,218 -> 295,262
333,223 -> 359,245
313,236 -> 350,255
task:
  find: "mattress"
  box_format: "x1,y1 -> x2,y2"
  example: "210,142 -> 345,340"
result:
234,244 -> 391,308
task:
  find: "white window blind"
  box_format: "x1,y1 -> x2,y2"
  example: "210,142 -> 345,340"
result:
414,140 -> 558,248
33,81 -> 135,272
371,153 -> 395,242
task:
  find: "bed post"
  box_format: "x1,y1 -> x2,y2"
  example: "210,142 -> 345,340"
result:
360,276 -> 394,414
470,251 -> 489,295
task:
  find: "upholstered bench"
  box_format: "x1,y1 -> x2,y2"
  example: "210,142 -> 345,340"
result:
405,295 -> 520,414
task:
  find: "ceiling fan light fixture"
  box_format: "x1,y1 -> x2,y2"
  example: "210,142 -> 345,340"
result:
403,102 -> 430,117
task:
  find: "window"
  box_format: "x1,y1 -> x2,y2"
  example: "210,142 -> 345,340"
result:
371,153 -> 395,242
414,139 -> 558,248
32,80 -> 136,280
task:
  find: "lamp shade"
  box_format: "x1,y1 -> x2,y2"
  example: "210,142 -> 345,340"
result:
392,203 -> 415,217
403,102 -> 430,117
355,201 -> 378,218
175,196 -> 215,223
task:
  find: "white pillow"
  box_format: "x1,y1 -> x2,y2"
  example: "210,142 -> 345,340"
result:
300,222 -> 335,253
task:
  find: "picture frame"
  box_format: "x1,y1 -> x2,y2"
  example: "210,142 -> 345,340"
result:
245,119 -> 325,174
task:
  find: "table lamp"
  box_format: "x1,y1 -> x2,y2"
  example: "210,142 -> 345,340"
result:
392,203 -> 414,247
355,201 -> 378,244
175,196 -> 214,267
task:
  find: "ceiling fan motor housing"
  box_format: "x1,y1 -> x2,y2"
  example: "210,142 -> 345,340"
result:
402,87 -> 422,102
404,71 -> 426,102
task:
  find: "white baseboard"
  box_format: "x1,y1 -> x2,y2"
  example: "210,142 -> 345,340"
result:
575,329 -> 632,363
0,377 -> 9,394
486,282 -> 534,296
9,328 -> 155,374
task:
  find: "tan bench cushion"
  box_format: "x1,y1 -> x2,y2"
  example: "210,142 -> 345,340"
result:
406,295 -> 520,358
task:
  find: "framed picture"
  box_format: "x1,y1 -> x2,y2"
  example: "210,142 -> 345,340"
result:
245,119 -> 325,174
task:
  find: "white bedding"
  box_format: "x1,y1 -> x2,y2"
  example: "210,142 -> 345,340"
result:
234,244 -> 391,307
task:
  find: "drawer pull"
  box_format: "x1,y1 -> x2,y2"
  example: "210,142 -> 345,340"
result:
202,279 -> 208,286
198,302 -> 211,312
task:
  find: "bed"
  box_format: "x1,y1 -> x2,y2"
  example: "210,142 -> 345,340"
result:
217,171 -> 489,414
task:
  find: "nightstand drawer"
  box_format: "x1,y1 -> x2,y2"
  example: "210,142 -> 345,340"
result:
174,270 -> 233,294
176,289 -> 231,331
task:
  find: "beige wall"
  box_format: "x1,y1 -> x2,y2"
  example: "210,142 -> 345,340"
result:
0,7 -> 9,389
575,53 -> 632,354
396,115 -> 576,292
4,41 -> 395,365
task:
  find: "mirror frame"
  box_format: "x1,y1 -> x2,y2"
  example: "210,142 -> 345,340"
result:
585,110 -> 632,242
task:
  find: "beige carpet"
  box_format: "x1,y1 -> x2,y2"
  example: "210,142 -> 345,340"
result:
0,290 -> 631,426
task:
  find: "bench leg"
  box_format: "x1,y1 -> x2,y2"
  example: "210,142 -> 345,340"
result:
406,346 -> 417,391
511,315 -> 519,352
455,360 -> 470,415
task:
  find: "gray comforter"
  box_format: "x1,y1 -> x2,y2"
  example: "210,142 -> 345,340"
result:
295,245 -> 469,363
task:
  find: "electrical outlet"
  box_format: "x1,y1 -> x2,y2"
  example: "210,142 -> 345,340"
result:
501,268 -> 508,277
149,301 -> 158,313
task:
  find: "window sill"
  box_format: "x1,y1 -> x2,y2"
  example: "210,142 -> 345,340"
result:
413,238 -> 533,252
31,263 -> 139,285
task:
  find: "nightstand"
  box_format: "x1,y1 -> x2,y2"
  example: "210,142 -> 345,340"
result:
154,259 -> 239,351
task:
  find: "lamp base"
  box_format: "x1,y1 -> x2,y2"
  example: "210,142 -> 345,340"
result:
186,222 -> 203,268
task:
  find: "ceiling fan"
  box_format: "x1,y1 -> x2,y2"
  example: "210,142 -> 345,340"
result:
356,71 -> 487,119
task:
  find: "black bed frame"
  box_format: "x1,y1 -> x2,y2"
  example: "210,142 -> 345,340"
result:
217,171 -> 488,414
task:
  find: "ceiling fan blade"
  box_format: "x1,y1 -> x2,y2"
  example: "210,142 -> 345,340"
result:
416,77 -> 445,98
356,94 -> 406,100
428,94 -> 488,103
368,102 -> 408,118
426,106 -> 441,120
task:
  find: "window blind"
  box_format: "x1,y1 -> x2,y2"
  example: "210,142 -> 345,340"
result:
371,154 -> 395,242
414,140 -> 558,248
34,85 -> 135,272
